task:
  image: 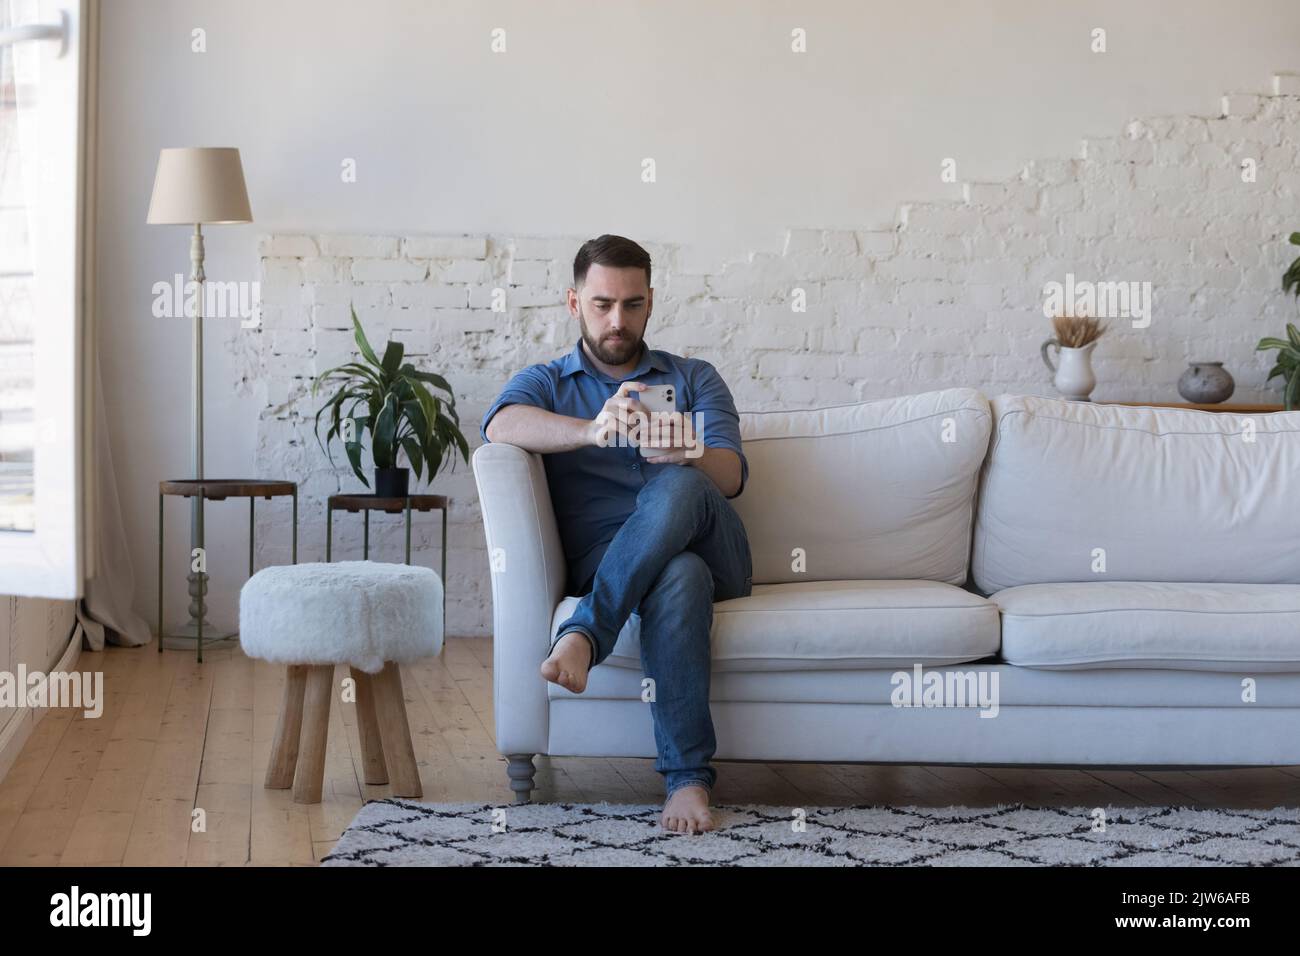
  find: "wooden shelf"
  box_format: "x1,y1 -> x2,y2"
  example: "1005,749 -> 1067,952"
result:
1097,402 -> 1286,413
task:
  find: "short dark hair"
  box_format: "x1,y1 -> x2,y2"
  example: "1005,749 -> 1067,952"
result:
573,234 -> 652,289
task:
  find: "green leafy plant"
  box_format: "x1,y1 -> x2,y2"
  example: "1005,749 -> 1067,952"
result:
1256,233 -> 1300,410
1284,231 -> 1300,301
312,305 -> 469,487
1257,323 -> 1300,410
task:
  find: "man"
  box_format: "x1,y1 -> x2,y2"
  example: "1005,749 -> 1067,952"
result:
481,234 -> 753,834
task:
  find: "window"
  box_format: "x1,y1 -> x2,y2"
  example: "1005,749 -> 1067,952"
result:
0,0 -> 37,531
0,0 -> 88,598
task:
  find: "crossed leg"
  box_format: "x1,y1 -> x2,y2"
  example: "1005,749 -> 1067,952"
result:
538,465 -> 752,832
638,551 -> 718,833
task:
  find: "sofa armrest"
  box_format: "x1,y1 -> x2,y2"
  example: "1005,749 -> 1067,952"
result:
472,442 -> 567,756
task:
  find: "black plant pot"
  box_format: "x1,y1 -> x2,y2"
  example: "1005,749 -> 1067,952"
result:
374,467 -> 409,498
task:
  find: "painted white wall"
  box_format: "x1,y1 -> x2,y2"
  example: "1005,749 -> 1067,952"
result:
0,596 -> 77,779
94,0 -> 1300,632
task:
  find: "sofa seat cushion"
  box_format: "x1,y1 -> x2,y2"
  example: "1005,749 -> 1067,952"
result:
551,579 -> 1000,674
994,582 -> 1300,671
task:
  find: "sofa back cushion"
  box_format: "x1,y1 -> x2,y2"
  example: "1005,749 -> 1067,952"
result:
972,394 -> 1300,593
733,388 -> 991,585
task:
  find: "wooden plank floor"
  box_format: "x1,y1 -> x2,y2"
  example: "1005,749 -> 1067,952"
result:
1,635 -> 1296,866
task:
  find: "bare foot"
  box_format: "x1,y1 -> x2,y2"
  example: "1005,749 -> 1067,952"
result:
661,784 -> 715,834
540,631 -> 592,693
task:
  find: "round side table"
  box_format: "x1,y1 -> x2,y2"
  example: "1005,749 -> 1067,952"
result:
326,494 -> 448,636
159,479 -> 298,662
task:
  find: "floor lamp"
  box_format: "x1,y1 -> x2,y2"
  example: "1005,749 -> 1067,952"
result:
147,147 -> 252,645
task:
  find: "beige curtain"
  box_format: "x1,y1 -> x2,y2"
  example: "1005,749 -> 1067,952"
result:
72,3 -> 145,650
76,362 -> 149,649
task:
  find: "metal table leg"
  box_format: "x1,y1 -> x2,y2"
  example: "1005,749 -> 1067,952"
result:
197,494 -> 206,664
158,493 -> 164,654
249,497 -> 255,576
363,510 -> 369,559
326,506 -> 332,562
404,498 -> 412,564
292,488 -> 298,564
440,505 -> 448,642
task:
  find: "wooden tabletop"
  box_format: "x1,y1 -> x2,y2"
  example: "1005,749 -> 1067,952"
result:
328,494 -> 449,515
1098,402 -> 1286,413
160,479 -> 297,500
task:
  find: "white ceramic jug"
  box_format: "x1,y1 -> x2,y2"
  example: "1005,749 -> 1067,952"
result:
1040,339 -> 1097,401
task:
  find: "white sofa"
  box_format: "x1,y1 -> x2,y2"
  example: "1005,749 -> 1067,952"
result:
473,389 -> 1300,803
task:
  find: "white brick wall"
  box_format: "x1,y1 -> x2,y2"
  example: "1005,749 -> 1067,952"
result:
234,76 -> 1300,637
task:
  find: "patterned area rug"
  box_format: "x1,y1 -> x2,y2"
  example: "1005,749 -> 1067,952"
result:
321,799 -> 1300,866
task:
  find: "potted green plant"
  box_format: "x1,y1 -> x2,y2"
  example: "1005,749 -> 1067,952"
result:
313,305 -> 469,497
1255,232 -> 1300,410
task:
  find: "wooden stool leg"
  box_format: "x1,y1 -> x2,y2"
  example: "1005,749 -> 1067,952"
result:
350,667 -> 389,785
265,665 -> 308,789
371,662 -> 422,798
293,664 -> 335,804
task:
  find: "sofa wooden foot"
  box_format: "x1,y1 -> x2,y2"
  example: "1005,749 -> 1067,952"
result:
506,754 -> 536,803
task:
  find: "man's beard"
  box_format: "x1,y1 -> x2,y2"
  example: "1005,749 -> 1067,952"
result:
579,308 -> 643,366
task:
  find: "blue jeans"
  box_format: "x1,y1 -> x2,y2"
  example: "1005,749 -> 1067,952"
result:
552,465 -> 753,798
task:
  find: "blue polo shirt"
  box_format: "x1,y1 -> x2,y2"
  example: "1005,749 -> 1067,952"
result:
481,338 -> 748,593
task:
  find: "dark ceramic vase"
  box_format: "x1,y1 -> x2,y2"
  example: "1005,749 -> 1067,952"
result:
1177,361 -> 1235,404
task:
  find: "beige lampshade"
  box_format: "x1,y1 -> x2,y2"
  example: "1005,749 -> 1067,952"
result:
146,147 -> 252,225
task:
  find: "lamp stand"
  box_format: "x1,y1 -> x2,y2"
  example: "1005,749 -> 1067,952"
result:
165,222 -> 234,647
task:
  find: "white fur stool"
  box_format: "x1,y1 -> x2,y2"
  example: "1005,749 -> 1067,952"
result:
239,560 -> 443,804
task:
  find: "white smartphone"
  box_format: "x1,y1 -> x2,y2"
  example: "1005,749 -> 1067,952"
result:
632,384 -> 677,456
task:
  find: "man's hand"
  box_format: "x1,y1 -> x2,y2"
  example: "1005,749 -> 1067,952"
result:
650,443 -> 743,497
486,380 -> 742,497
641,410 -> 700,464
642,413 -> 742,498
588,381 -> 649,449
